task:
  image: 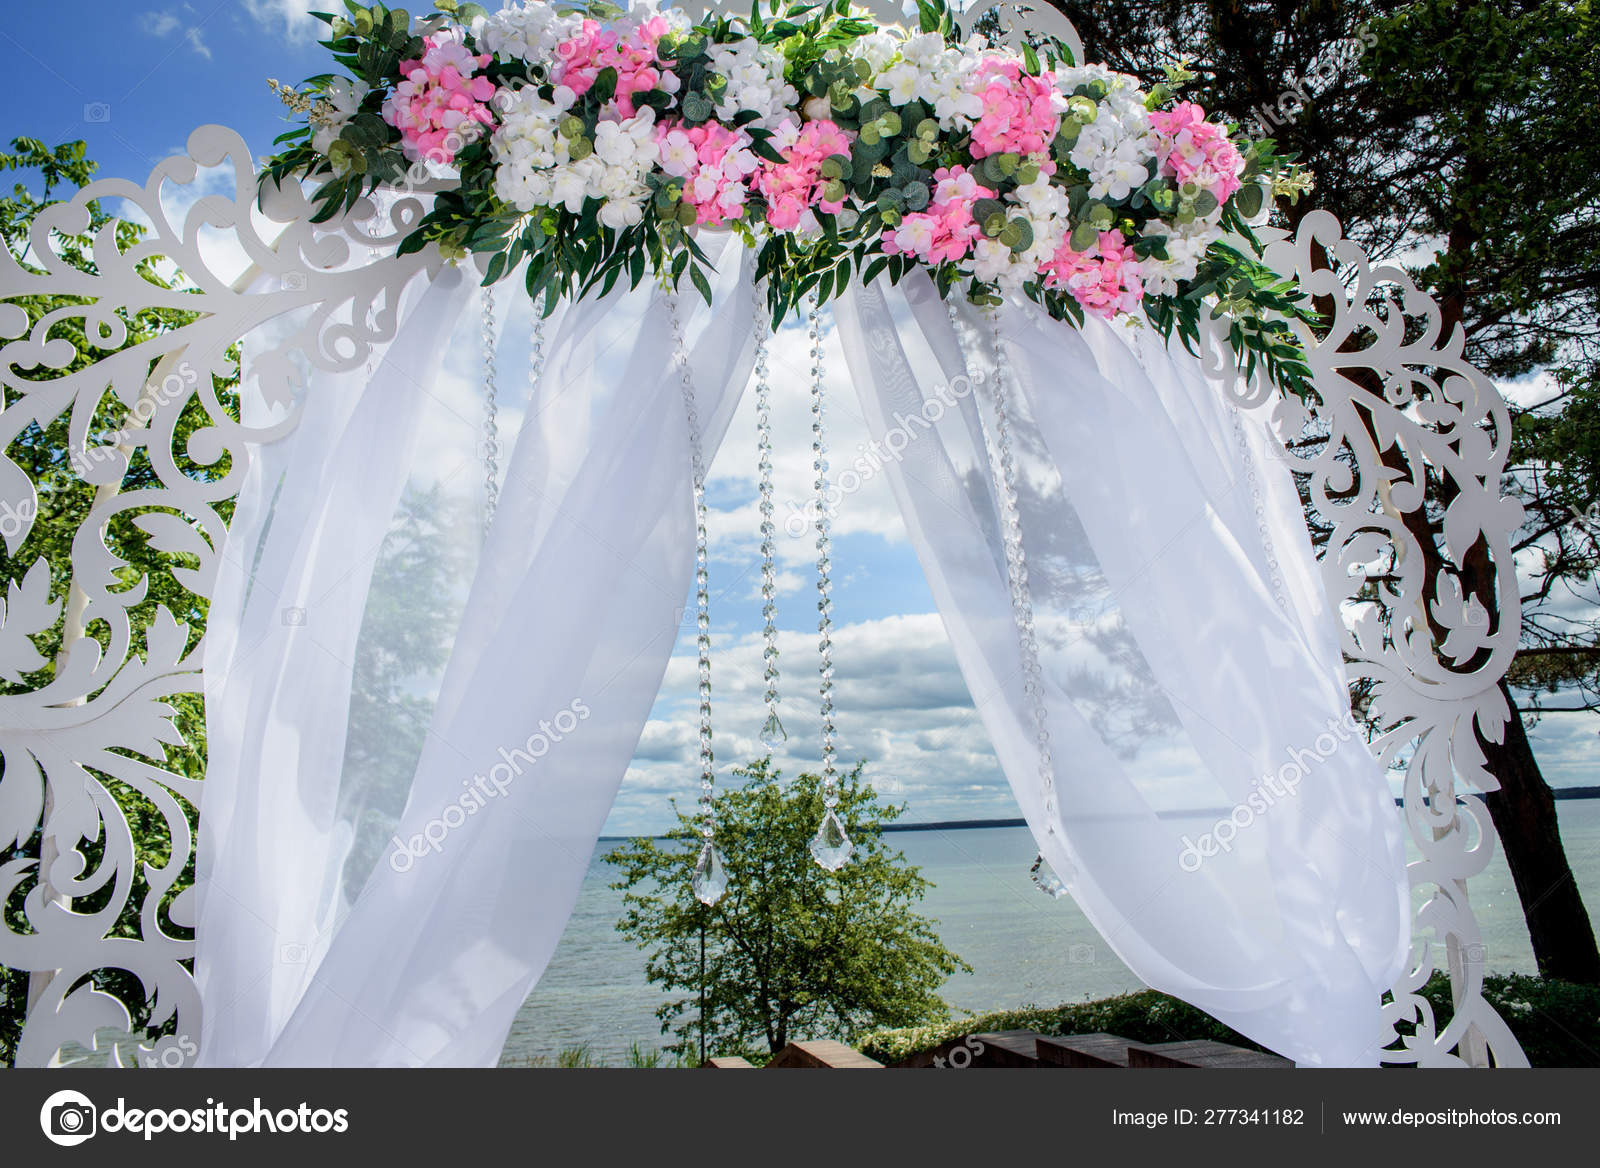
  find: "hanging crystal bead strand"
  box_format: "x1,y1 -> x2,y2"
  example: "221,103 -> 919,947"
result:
480,284 -> 500,534
1227,403 -> 1292,617
666,290 -> 727,906
951,301 -> 1069,898
806,293 -> 852,871
753,281 -> 786,753
527,287 -> 547,427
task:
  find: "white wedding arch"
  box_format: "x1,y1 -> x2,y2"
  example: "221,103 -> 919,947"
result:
0,5 -> 1526,1068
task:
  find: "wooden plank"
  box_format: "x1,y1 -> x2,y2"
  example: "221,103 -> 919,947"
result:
1128,1040 -> 1293,1069
767,1040 -> 884,1068
1035,1032 -> 1153,1068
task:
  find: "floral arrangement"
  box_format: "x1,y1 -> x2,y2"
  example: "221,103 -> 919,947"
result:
262,0 -> 1317,395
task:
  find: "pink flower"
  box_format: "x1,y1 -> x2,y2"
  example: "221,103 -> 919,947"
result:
655,118 -> 760,226
883,165 -> 993,264
1147,101 -> 1244,205
1039,229 -> 1145,318
381,35 -> 497,164
966,57 -> 1062,159
753,117 -> 854,232
553,16 -> 674,119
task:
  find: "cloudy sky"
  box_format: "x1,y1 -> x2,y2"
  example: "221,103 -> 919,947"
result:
10,1 -> 1594,839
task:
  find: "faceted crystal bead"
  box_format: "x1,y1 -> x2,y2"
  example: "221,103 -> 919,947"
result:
760,709 -> 787,751
692,841 -> 727,906
809,809 -> 854,871
1029,852 -> 1070,899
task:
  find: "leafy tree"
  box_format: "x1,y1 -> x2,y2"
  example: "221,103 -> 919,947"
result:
1049,0 -> 1600,985
606,759 -> 969,1062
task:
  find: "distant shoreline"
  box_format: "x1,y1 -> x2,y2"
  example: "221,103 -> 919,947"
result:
598,785 -> 1600,841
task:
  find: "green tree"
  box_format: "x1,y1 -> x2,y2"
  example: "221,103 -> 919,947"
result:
606,759 -> 969,1062
1049,0 -> 1600,985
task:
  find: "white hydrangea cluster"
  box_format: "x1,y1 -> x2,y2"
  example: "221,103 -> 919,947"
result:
1057,66 -> 1161,204
848,28 -> 904,75
471,1 -> 584,66
708,37 -> 797,129
492,87 -> 662,229
1138,219 -> 1217,296
970,173 -> 1074,291
874,32 -> 983,127
490,86 -> 573,210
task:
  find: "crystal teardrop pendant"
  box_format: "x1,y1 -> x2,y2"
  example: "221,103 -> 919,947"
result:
692,841 -> 727,906
759,709 -> 787,751
1029,852 -> 1070,899
808,809 -> 853,871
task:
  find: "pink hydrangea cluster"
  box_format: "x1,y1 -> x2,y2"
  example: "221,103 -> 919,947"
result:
656,120 -> 760,226
553,16 -> 672,119
967,58 -> 1062,159
883,166 -> 994,264
1040,229 -> 1145,318
1147,101 -> 1245,204
381,35 -> 497,164
753,118 -> 854,232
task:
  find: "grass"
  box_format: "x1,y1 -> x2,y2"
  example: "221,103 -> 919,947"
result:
500,1041 -> 686,1068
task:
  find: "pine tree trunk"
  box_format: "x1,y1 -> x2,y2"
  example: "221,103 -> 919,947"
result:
1481,680 -> 1600,984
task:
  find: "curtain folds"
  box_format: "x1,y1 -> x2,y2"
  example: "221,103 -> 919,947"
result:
834,275 -> 1407,1066
196,246 -> 1406,1068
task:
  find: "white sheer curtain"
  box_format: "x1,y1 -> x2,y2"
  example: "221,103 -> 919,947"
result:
834,274 -> 1408,1066
197,241 -> 1405,1067
197,237 -> 753,1066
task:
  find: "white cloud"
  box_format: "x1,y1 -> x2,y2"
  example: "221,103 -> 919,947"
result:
606,612 -> 1021,835
139,8 -> 213,58
243,0 -> 325,43
141,11 -> 181,37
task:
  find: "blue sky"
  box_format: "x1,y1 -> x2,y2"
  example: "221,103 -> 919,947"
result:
8,2 -> 1595,837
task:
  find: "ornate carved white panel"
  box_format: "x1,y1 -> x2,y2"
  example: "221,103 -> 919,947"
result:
0,131 -> 1526,1065
1258,214 -> 1527,1066
0,126 -> 438,1066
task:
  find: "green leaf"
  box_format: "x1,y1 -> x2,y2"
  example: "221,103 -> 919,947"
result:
1233,182 -> 1265,219
689,262 -> 713,306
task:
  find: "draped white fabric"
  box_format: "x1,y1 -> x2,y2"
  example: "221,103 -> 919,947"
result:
835,276 -> 1408,1067
196,239 -> 1406,1067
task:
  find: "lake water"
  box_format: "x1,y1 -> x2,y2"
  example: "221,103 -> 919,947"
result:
497,800 -> 1600,1065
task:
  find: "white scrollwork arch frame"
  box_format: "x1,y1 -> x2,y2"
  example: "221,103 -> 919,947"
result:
0,28 -> 1529,1068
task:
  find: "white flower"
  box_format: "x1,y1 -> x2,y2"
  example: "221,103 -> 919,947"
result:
546,166 -> 586,212
310,76 -> 370,155
1138,219 -> 1218,296
969,238 -> 1008,282
1078,133 -> 1154,202
491,85 -> 577,211
473,1 -> 585,64
708,37 -> 797,130
879,63 -> 920,105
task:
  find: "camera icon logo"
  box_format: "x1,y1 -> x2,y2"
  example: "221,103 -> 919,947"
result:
40,1089 -> 97,1147
281,606 -> 307,626
83,102 -> 112,123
